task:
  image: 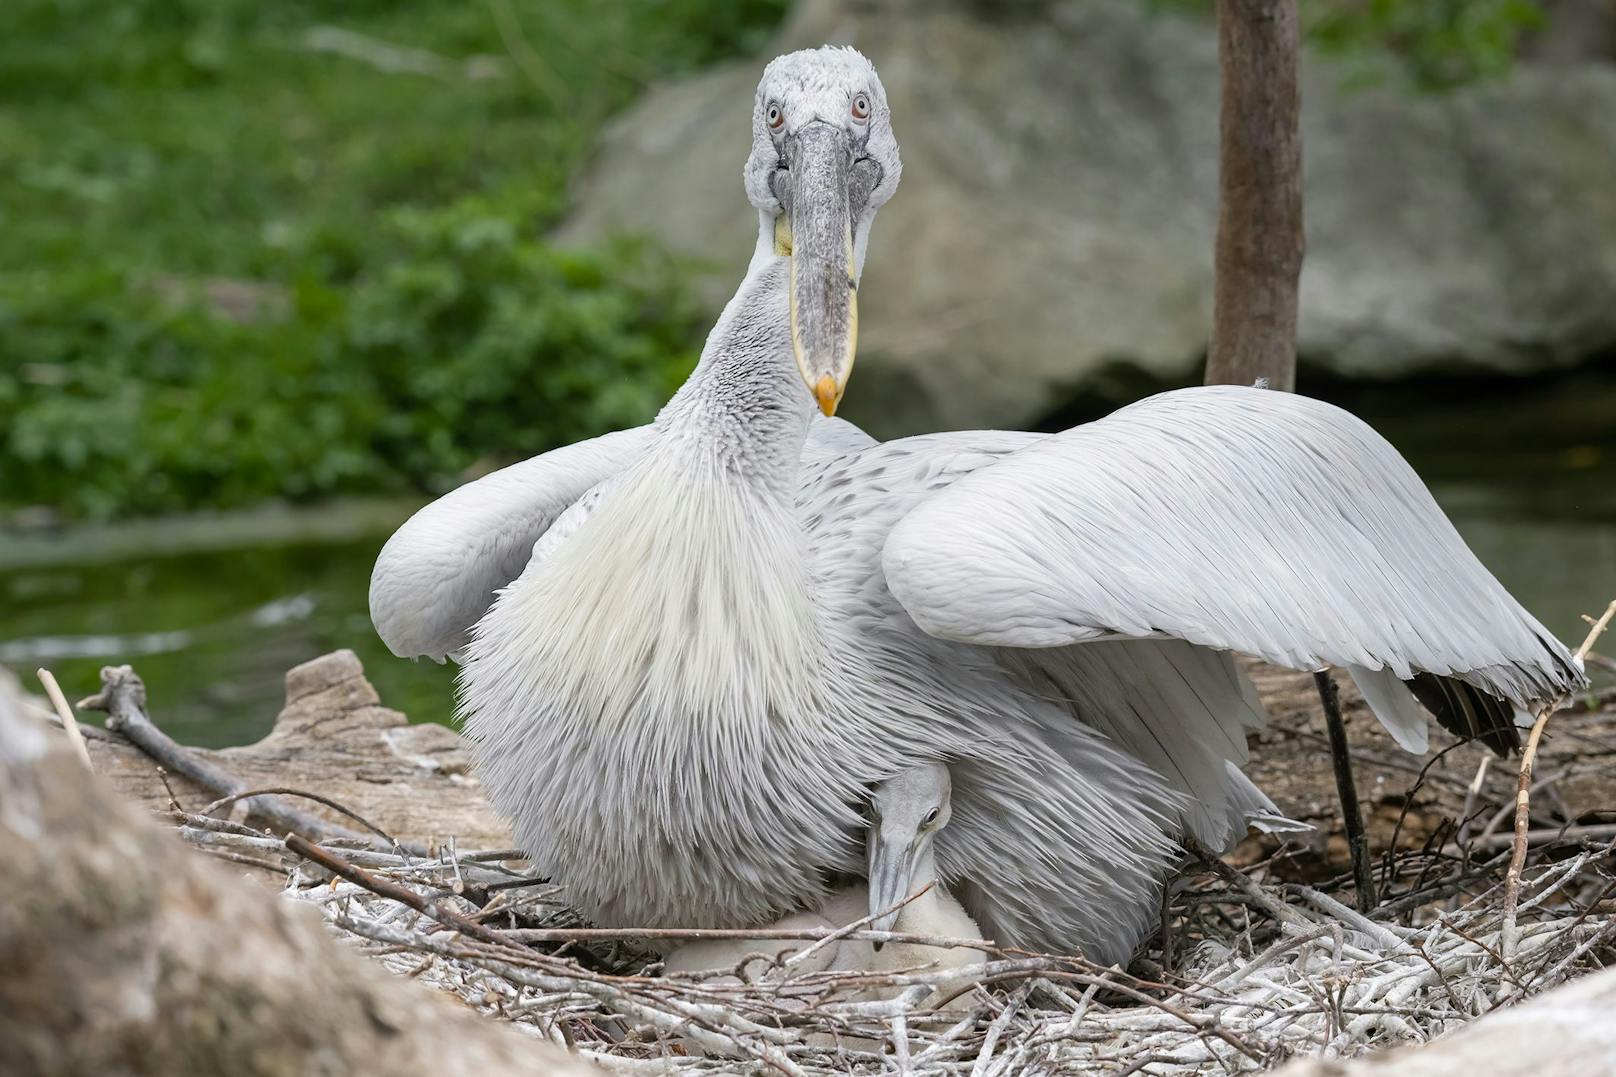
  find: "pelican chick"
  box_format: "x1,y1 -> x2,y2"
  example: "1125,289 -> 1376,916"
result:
667,763 -> 985,1011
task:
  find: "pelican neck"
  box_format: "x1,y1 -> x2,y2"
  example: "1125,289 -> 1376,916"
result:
653,251 -> 815,502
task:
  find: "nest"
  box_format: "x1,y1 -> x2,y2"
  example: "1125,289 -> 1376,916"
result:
173,815 -> 1616,1075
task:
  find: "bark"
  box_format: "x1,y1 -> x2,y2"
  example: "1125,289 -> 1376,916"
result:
71,649 -> 510,862
1205,0 -> 1304,392
0,694 -> 587,1077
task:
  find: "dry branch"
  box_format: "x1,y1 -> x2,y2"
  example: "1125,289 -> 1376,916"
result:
68,650 -> 511,858
34,668 -> 91,771
76,663 -> 385,848
1499,598 -> 1616,977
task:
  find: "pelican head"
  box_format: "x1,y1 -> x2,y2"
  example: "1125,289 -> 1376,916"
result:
743,46 -> 902,417
865,762 -> 950,946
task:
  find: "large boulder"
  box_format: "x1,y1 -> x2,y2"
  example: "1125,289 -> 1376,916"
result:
559,0 -> 1616,436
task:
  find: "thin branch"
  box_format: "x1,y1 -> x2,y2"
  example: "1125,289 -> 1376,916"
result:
1500,599 -> 1616,983
199,787 -> 399,847
285,833 -> 510,948
35,668 -> 92,771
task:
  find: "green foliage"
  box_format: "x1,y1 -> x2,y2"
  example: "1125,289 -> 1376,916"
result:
1,202 -> 702,517
0,0 -> 786,518
1306,0 -> 1545,91
1144,0 -> 1545,92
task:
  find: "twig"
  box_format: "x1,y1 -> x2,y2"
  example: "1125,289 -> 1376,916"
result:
1315,670 -> 1376,912
199,787 -> 398,847
1500,599 -> 1616,981
498,921 -> 993,953
1455,755 -> 1491,855
1182,835 -> 1308,929
35,668 -> 92,771
285,833 -> 509,947
787,881 -> 941,968
1453,822 -> 1616,853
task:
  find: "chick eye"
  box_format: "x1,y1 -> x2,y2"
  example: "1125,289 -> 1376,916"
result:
922,807 -> 939,825
851,93 -> 870,122
767,103 -> 784,130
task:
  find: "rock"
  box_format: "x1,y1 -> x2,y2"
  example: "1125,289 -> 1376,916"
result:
0,694 -> 591,1077
558,0 -> 1616,435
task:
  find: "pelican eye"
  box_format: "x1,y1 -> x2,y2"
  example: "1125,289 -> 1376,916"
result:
767,103 -> 784,130
922,807 -> 939,826
851,93 -> 870,122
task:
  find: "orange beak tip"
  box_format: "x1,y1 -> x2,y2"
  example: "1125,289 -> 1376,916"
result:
815,375 -> 840,417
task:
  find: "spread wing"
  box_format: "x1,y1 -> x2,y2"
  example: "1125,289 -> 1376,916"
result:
369,427 -> 654,661
883,386 -> 1584,754
800,430 -> 1286,853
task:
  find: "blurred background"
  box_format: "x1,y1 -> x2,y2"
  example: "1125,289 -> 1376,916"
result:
2,0 -> 1613,746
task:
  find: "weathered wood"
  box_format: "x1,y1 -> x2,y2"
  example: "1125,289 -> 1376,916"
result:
1205,0 -> 1304,392
78,663 -> 386,847
0,692 -> 588,1077
1270,962 -> 1616,1075
76,649 -> 510,852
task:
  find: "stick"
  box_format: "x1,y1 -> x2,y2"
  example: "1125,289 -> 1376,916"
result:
1315,670 -> 1376,912
198,787 -> 399,847
285,833 -> 510,948
1182,834 -> 1309,929
1451,822 -> 1616,854
36,668 -> 93,772
1455,755 -> 1491,856
77,664 -> 385,849
1500,599 -> 1616,976
496,922 -> 994,953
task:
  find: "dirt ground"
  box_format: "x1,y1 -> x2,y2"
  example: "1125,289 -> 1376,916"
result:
1232,660 -> 1616,880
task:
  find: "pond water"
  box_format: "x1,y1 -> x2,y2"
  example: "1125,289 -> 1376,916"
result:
3,376 -> 1613,748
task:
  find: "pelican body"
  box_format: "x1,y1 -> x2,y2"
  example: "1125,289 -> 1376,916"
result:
371,48 -> 1584,963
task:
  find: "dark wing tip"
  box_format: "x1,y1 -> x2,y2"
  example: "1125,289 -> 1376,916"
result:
1407,672 -> 1520,757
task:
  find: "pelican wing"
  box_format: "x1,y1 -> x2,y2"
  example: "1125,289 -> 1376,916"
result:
370,427 -> 654,661
883,386 -> 1583,750
802,430 -> 1285,855
371,416 -> 874,662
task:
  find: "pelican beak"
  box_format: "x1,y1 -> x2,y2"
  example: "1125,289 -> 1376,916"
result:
866,829 -> 920,951
780,122 -> 857,417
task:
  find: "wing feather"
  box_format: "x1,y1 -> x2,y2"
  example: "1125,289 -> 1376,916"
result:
883,386 -> 1583,739
370,427 -> 652,661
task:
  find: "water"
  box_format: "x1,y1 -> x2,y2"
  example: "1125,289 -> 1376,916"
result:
0,502 -> 460,747
3,383 -> 1612,748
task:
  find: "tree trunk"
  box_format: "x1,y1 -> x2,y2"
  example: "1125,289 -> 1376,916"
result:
1205,0 -> 1304,392
0,696 -> 588,1077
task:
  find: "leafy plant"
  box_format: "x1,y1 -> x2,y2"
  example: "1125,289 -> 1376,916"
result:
0,0 -> 785,519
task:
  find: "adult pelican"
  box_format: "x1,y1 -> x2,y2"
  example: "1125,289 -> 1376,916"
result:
371,47 -> 1583,962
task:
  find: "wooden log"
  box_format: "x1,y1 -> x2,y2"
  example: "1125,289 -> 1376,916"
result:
0,689 -> 587,1077
74,649 -> 510,852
